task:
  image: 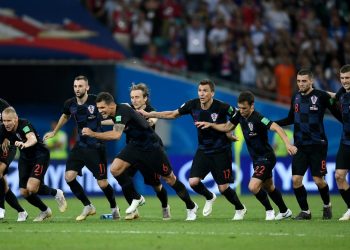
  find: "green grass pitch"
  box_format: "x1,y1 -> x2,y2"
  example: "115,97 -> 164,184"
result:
1,194 -> 349,250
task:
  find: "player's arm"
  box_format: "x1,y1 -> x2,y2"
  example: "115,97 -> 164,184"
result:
269,122 -> 297,155
138,109 -> 181,119
82,124 -> 125,141
195,121 -> 236,132
15,132 -> 37,149
43,114 -> 70,140
101,119 -> 114,125
274,102 -> 294,126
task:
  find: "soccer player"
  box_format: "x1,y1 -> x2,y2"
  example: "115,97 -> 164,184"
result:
333,64 -> 350,220
275,69 -> 342,220
1,107 -> 67,222
196,91 -> 297,220
138,79 -> 247,220
0,98 -> 28,221
44,75 -> 118,221
123,83 -> 170,220
81,92 -> 198,220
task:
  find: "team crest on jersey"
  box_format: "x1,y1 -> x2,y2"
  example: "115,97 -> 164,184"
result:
211,113 -> 218,122
248,122 -> 254,131
311,95 -> 318,104
310,95 -> 318,111
88,105 -> 95,114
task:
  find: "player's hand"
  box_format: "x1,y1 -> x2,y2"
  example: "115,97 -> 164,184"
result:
287,145 -> 298,155
82,127 -> 93,137
43,131 -> 55,141
226,132 -> 239,142
15,141 -> 26,149
1,139 -> 10,153
195,121 -> 211,129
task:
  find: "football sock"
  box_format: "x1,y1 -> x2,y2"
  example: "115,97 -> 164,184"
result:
268,188 -> 287,213
339,188 -> 350,208
221,187 -> 244,210
116,173 -> 141,202
101,184 -> 117,208
67,179 -> 91,206
171,179 -> 195,209
25,193 -> 48,211
5,189 -> 25,212
38,184 -> 57,196
318,184 -> 330,205
191,181 -> 213,200
155,186 -> 168,208
293,185 -> 309,211
255,189 -> 273,211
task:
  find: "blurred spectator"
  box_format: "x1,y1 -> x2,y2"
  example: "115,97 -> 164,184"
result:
142,43 -> 163,70
84,0 -> 107,25
45,121 -> 68,160
238,39 -> 258,87
274,53 -> 296,104
131,11 -> 153,58
324,57 -> 342,92
162,43 -> 187,74
313,64 -> 330,91
207,16 -> 228,75
111,1 -> 132,49
185,15 -> 207,72
256,64 -> 276,94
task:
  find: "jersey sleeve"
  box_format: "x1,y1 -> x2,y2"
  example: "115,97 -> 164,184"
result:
323,91 -> 342,122
178,100 -> 193,115
257,112 -> 273,129
229,110 -> 240,126
62,99 -> 72,116
20,120 -> 34,136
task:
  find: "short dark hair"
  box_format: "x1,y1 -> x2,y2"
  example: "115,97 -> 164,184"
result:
74,75 -> 88,82
199,79 -> 215,92
340,64 -> 350,74
129,83 -> 150,104
297,68 -> 313,79
96,92 -> 115,104
238,91 -> 254,105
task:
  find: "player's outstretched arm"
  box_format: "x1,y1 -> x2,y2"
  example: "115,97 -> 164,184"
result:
138,109 -> 180,119
43,114 -> 70,140
195,121 -> 236,132
82,124 -> 125,141
270,122 -> 297,156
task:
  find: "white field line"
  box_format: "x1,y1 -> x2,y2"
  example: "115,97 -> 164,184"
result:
0,229 -> 346,238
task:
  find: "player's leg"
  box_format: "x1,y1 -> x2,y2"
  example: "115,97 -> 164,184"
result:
189,150 -> 216,216
335,144 -> 350,220
292,146 -> 311,220
310,144 -> 331,219
87,147 -> 119,219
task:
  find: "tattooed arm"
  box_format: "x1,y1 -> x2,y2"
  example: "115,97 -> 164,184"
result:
81,123 -> 125,141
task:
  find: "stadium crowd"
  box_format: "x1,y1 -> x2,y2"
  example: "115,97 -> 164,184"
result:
82,0 -> 349,103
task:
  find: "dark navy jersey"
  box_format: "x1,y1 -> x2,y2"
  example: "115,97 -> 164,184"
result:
63,94 -> 104,147
0,98 -> 10,123
178,99 -> 236,154
336,87 -> 350,145
113,104 -> 163,150
230,110 -> 274,161
275,89 -> 341,146
130,104 -> 156,130
0,119 -> 49,160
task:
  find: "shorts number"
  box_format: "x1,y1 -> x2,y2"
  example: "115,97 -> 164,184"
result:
254,165 -> 266,177
34,164 -> 43,176
223,169 -> 231,180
